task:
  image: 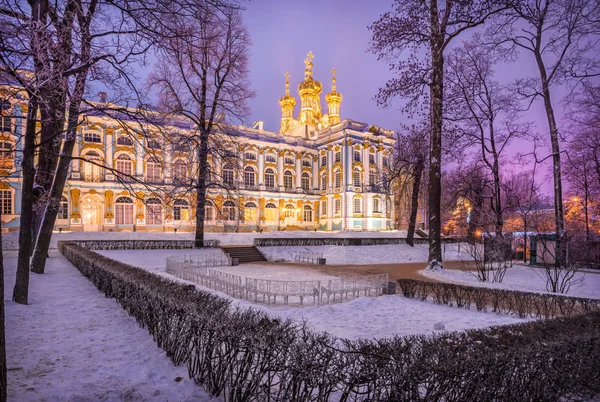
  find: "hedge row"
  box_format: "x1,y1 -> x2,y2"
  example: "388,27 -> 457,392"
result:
60,241 -> 600,401
66,239 -> 219,250
397,278 -> 600,319
254,237 -> 429,247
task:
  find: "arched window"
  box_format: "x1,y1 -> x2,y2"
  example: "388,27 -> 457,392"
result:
116,154 -> 133,176
222,163 -> 234,185
205,201 -> 214,221
265,168 -> 275,189
173,160 -> 187,183
373,198 -> 381,213
264,202 -> 278,221
283,170 -> 293,190
321,173 -> 327,190
244,166 -> 255,187
303,205 -> 312,222
369,151 -> 375,164
265,154 -> 276,163
116,135 -> 133,146
244,151 -> 256,161
0,100 -> 11,134
353,149 -> 361,162
147,139 -> 161,149
0,141 -> 13,168
302,159 -> 312,167
223,200 -> 237,221
146,197 -> 163,225
146,158 -> 162,182
353,168 -> 361,187
244,201 -> 257,222
369,169 -> 377,187
58,196 -> 69,220
83,151 -> 103,182
173,199 -> 189,221
84,132 -> 101,143
284,156 -> 294,165
334,169 -> 341,188
284,203 -> 296,218
115,196 -> 133,225
301,172 -> 310,191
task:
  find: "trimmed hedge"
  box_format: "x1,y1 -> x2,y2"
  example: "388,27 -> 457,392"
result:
254,237 -> 429,247
66,239 -> 219,250
60,241 -> 600,401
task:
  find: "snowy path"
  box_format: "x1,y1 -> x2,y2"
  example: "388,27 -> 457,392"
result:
4,250 -> 216,402
421,264 -> 600,299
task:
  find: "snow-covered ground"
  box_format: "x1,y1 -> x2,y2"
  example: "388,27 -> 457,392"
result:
97,249 -> 527,340
4,250 -> 216,402
421,264 -> 600,299
260,242 -> 469,264
1,229 -> 410,250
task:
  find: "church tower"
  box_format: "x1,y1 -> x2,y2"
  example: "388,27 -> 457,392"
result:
297,51 -> 322,126
325,68 -> 342,125
279,72 -> 296,134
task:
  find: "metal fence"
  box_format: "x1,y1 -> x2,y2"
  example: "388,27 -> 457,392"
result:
293,250 -> 324,264
166,255 -> 389,306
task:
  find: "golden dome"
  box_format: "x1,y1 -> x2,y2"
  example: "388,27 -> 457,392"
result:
326,68 -> 342,102
279,72 -> 296,105
298,77 -> 322,94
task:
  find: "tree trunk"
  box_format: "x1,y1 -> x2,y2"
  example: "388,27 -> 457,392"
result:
194,130 -> 211,248
407,158 -> 424,247
427,18 -> 444,269
0,206 -> 6,402
523,216 -> 528,263
13,97 -> 38,305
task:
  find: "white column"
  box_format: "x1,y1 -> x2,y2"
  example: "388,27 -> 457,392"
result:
346,142 -> 352,186
312,155 -> 318,189
165,143 -> 172,181
73,130 -> 80,171
295,154 -> 302,189
258,150 -> 264,185
327,148 -> 333,188
362,145 -> 369,186
105,131 -> 113,169
136,137 -> 144,176
277,151 -> 284,187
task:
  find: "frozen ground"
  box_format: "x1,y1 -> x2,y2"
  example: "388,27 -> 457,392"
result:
4,250 -> 216,402
421,264 -> 600,299
260,242 -> 469,264
97,249 -> 528,340
1,229 -> 409,250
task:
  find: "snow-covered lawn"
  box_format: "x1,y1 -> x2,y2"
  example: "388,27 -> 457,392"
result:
4,250 -> 215,402
260,242 -> 469,264
1,229 -> 410,250
97,249 -> 528,340
421,264 -> 600,299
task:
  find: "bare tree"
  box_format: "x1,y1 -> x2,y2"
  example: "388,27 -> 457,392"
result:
0,206 -> 5,401
146,5 -> 253,247
489,0 -> 600,268
370,0 -> 512,269
446,40 -> 530,236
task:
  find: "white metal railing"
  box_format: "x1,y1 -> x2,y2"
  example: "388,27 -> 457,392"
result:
293,250 -> 324,264
166,256 -> 388,306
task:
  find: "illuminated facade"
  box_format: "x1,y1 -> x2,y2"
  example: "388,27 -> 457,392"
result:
0,53 -> 396,232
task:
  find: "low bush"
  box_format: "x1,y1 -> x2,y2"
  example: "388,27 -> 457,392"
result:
60,241 -> 600,401
66,239 -> 219,250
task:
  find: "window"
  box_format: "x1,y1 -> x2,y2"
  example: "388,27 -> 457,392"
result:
383,156 -> 389,167
173,160 -> 187,183
1,116 -> 11,133
266,154 -> 276,163
1,190 -> 12,215
245,151 -> 256,161
172,138 -> 189,152
354,198 -> 362,214
145,198 -> 162,225
354,150 -> 361,162
173,199 -> 189,221
147,139 -> 161,149
284,204 -> 296,218
284,157 -> 294,165
283,170 -> 293,190
243,166 -> 256,187
83,151 -> 103,182
321,155 -> 326,166
146,160 -> 162,182
116,154 -> 133,176
386,198 -> 391,216
58,196 -> 69,219
116,136 -> 133,146
244,201 -> 257,222
0,141 -> 13,168
321,174 -> 327,190
222,163 -> 234,185
353,169 -> 361,187
224,149 -> 236,158
373,198 -> 381,213
334,198 -> 341,215
334,170 -> 341,188
369,169 -> 377,187
84,132 -> 101,143
301,172 -> 310,191
223,200 -> 237,221
303,205 -> 312,222
115,196 -> 133,225
265,202 -> 278,221
302,159 -> 312,167
205,202 -> 214,221
369,152 -> 375,165
335,151 -> 341,162
265,168 -> 275,188
321,200 -> 327,216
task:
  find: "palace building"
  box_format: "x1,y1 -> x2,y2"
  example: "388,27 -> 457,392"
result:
0,53 -> 396,232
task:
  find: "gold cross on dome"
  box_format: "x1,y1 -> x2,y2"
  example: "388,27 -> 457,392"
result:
331,67 -> 337,78
307,51 -> 314,62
